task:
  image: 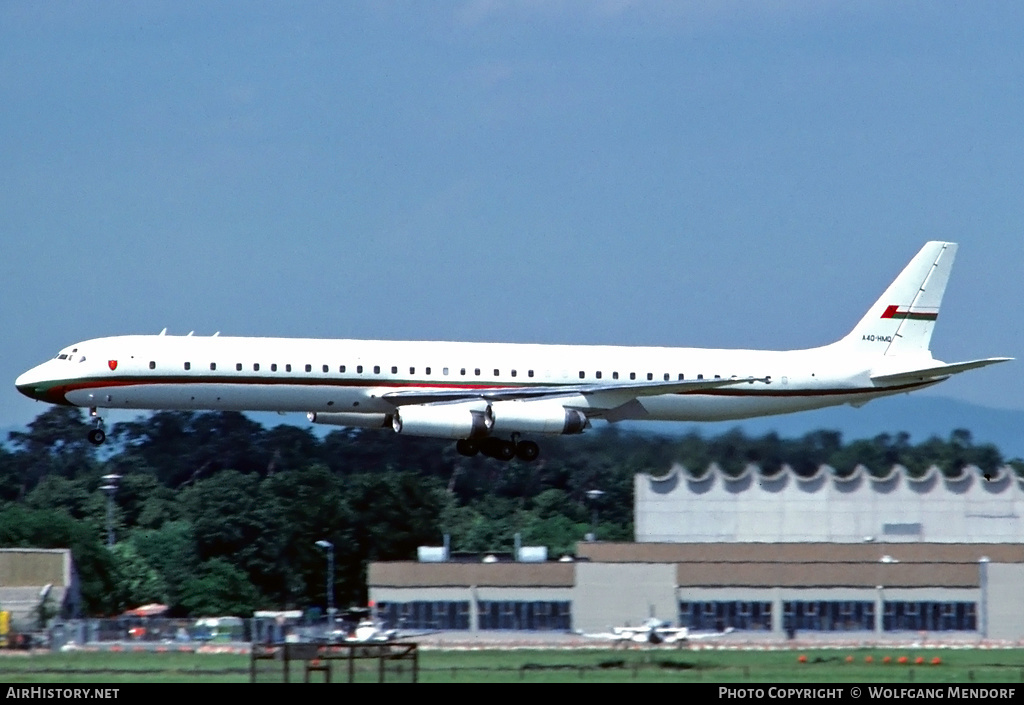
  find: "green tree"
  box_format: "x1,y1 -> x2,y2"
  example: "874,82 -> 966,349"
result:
110,541 -> 168,610
177,558 -> 260,616
23,475 -> 93,520
8,407 -> 96,493
131,521 -> 200,615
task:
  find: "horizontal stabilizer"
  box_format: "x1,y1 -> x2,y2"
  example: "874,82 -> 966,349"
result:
871,357 -> 1012,385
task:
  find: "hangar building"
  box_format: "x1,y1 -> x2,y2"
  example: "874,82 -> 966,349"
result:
368,464 -> 1024,641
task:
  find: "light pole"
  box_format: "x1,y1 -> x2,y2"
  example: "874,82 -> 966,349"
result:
315,540 -> 335,624
99,474 -> 121,547
585,489 -> 604,542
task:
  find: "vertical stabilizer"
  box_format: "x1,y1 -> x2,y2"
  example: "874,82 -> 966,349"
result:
838,241 -> 956,356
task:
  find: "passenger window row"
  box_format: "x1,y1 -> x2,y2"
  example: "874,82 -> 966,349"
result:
156,361 -> 764,383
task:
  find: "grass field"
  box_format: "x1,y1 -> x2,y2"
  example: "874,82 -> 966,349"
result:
0,648 -> 1022,683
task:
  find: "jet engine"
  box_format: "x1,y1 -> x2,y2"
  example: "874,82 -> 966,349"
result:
391,402 -> 492,439
307,412 -> 392,429
487,401 -> 588,435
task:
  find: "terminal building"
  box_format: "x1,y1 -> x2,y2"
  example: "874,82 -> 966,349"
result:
368,464 -> 1024,641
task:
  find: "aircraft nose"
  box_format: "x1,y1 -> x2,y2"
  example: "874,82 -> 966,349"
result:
15,366 -> 48,401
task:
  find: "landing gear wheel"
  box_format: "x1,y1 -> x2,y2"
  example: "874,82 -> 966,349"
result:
494,440 -> 515,461
515,440 -> 540,462
481,438 -> 516,461
87,407 -> 106,446
455,439 -> 479,457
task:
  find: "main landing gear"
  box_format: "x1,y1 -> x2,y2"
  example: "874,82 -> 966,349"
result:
87,407 -> 106,446
455,435 -> 540,462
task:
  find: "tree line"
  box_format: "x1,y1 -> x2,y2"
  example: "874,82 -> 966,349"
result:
0,407 -> 1018,618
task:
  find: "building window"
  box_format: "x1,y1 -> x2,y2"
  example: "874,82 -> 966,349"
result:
477,601 -> 572,631
374,601 -> 471,631
880,598 -> 974,635
780,601 -> 875,632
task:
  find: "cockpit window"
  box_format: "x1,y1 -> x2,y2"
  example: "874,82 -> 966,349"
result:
57,354 -> 68,360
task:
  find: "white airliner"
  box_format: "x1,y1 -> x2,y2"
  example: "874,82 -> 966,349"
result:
15,242 -> 1010,461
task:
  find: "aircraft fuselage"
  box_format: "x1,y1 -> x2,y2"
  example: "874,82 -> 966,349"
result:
16,334 -> 932,422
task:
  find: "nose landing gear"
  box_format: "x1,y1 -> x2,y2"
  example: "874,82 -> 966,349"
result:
87,408 -> 106,446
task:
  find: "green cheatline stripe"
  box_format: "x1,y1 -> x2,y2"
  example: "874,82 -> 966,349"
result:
889,311 -> 938,321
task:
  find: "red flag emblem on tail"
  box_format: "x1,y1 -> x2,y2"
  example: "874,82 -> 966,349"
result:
108,360 -> 118,371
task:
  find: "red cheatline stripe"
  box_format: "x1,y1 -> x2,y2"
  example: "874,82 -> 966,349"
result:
881,304 -> 938,321
37,375 -> 937,404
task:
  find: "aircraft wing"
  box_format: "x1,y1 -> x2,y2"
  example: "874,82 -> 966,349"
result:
578,631 -> 630,641
677,627 -> 735,642
871,357 -> 1012,385
381,376 -> 765,409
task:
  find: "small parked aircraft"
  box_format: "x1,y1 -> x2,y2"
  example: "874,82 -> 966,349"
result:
581,617 -> 734,646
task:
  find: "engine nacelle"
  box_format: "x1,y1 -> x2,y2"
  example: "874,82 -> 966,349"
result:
392,402 -> 492,439
487,401 -> 588,435
307,411 -> 392,429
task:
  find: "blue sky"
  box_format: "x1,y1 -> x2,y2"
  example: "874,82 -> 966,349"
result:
2,2 -> 1021,431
